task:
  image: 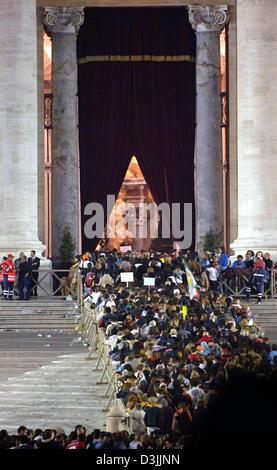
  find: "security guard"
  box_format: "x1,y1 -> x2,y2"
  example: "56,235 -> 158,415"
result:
2,254 -> 16,300
0,256 -> 7,296
245,256 -> 265,304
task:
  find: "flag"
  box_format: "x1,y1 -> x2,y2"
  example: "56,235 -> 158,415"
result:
182,305 -> 188,320
184,261 -> 199,300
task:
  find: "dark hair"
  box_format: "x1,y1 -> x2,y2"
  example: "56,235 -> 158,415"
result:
43,429 -> 54,440
17,426 -> 27,434
93,429 -> 101,439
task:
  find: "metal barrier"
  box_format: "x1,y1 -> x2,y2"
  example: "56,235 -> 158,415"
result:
218,267 -> 276,298
78,293 -> 117,412
14,269 -> 78,298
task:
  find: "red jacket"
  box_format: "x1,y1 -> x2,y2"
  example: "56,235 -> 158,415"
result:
196,334 -> 213,345
0,263 -> 4,282
2,260 -> 16,282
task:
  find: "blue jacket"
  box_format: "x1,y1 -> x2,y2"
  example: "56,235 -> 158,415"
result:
219,253 -> 229,267
252,265 -> 265,284
232,260 -> 246,269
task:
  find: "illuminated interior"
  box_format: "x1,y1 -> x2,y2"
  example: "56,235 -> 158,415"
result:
43,28 -> 228,254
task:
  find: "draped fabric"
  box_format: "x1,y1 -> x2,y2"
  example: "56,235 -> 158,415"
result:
77,7 -> 196,251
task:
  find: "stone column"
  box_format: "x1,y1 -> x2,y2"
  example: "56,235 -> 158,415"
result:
43,7 -> 84,265
0,0 -> 45,258
231,0 -> 277,260
187,5 -> 229,252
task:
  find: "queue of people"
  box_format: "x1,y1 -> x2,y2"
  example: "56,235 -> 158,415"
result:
2,248 -> 276,449
76,249 -> 277,444
0,424 -> 180,449
68,248 -> 274,304
0,251 -> 40,300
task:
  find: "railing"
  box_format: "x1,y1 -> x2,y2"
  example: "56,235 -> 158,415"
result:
14,269 -> 77,298
217,267 -> 277,298
77,281 -> 117,412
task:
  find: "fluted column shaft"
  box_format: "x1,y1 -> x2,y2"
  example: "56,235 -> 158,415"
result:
188,5 -> 229,251
44,7 -> 84,264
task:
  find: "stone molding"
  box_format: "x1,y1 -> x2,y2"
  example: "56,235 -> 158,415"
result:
187,5 -> 229,32
43,7 -> 84,34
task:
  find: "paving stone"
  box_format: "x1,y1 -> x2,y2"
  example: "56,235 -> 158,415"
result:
0,301 -> 108,434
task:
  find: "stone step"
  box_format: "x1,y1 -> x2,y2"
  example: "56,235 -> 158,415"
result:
0,312 -> 76,316
0,326 -> 76,331
0,319 -> 76,324
0,301 -> 107,433
0,306 -> 77,312
0,315 -> 76,324
0,304 -> 75,309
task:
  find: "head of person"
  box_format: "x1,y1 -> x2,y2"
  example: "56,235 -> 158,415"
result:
26,429 -> 33,440
237,255 -> 243,262
7,254 -> 14,261
43,429 -> 55,441
103,432 -> 113,443
256,251 -> 263,258
75,425 -> 86,439
17,426 -> 27,436
20,255 -> 27,263
219,247 -> 225,255
264,252 -> 271,260
165,436 -> 175,449
30,250 -> 36,258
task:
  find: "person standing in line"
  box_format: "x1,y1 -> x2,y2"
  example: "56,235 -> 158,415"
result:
18,255 -> 32,301
2,254 -> 16,300
28,250 -> 40,297
218,246 -> 229,273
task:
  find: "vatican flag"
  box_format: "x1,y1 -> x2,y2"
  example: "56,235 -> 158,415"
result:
184,262 -> 199,300
182,305 -> 188,320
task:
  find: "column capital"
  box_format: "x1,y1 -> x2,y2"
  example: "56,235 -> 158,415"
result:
43,7 -> 84,35
187,5 -> 229,32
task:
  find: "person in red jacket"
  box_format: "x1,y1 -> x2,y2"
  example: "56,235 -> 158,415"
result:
0,256 -> 7,296
2,254 -> 16,300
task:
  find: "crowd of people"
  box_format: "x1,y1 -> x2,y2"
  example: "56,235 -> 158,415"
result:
2,247 -> 277,449
0,251 -> 40,300
67,247 -> 275,303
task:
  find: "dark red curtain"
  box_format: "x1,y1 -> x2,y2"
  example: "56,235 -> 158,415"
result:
77,7 -> 196,251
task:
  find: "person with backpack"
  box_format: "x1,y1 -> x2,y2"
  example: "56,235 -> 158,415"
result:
172,400 -> 193,436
